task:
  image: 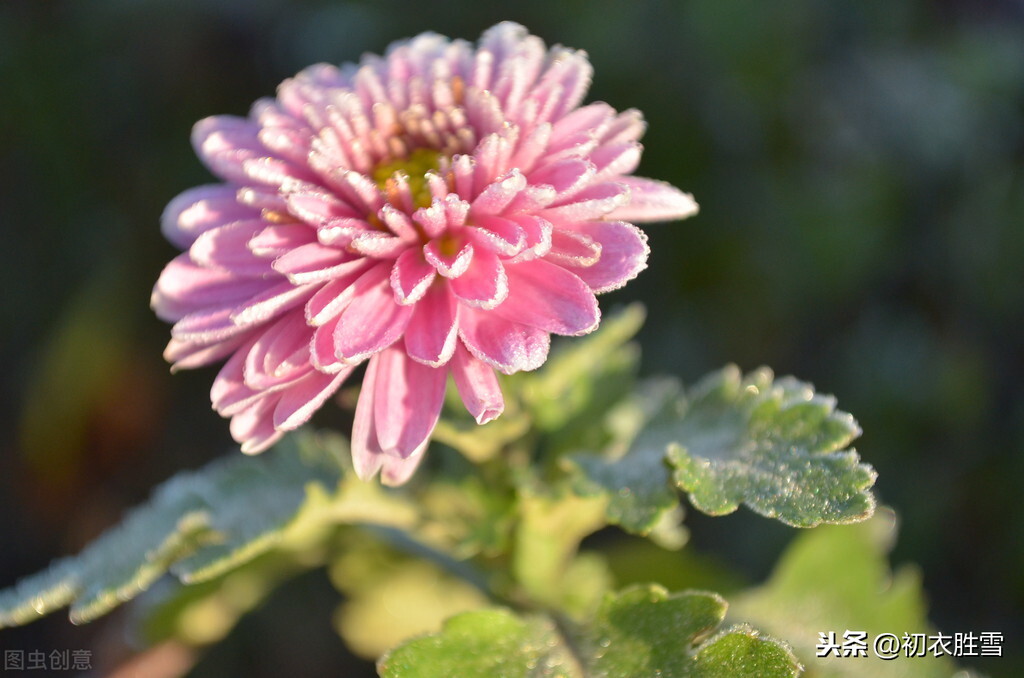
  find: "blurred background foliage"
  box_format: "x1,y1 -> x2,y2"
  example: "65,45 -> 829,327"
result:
1,0 -> 1022,676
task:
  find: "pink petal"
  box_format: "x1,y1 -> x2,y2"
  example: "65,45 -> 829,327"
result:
606,176 -> 699,223
151,254 -> 268,322
191,116 -> 266,185
496,259 -> 599,336
560,221 -> 649,293
470,169 -> 526,216
449,248 -> 508,309
162,184 -> 258,249
272,242 -> 360,284
304,266 -> 370,327
286,190 -> 361,226
528,158 -> 596,200
372,347 -> 447,457
542,181 -> 629,221
411,201 -> 450,239
379,438 -> 430,487
333,264 -> 414,364
212,336 -> 270,417
424,239 -> 474,278
349,232 -> 409,258
309,313 -> 346,373
391,248 -> 437,305
190,220 -> 273,276
165,334 -> 251,371
351,352 -> 385,481
457,307 -> 550,374
230,280 -> 316,326
243,310 -> 311,390
590,141 -> 642,180
249,224 -> 318,257
229,397 -> 284,455
545,229 -> 602,268
404,284 -> 458,367
469,216 -> 526,256
451,344 -> 504,424
273,368 -> 353,430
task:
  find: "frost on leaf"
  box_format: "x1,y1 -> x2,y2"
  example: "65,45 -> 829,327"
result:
666,366 -> 876,527
0,434 -> 338,627
377,584 -> 801,678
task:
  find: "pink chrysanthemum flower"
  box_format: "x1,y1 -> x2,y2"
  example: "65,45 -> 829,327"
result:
152,22 -> 697,485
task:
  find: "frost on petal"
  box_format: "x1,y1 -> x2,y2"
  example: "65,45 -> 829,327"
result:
560,220 -> 650,293
273,368 -> 353,430
451,344 -> 504,424
391,248 -> 437,305
496,259 -> 600,336
152,254 -> 269,322
190,220 -> 274,276
272,242 -> 362,285
372,347 -> 447,457
333,264 -> 414,364
404,284 -> 458,367
606,176 -> 699,223
230,397 -> 285,455
350,348 -> 445,485
424,239 -> 474,278
162,184 -> 258,249
350,352 -> 386,481
449,248 -> 508,309
458,307 -> 550,374
192,116 -> 268,185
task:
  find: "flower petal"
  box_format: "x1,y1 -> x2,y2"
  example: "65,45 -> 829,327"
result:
372,347 -> 447,457
162,184 -> 258,249
379,438 -> 430,487
390,248 -> 437,304
192,116 -> 266,184
404,284 -> 458,367
457,307 -> 550,374
560,220 -> 649,293
449,248 -> 508,309
152,253 -> 269,322
273,368 -> 353,430
606,176 -> 699,223
496,259 -> 599,336
191,220 -> 273,276
351,352 -> 385,481
451,344 -> 504,424
424,239 -> 474,278
333,264 -> 414,364
230,397 -> 285,455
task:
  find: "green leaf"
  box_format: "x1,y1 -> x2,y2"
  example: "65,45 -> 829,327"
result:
590,585 -> 800,678
667,365 -> 876,527
0,432 -> 339,627
519,304 -> 645,452
731,510 -> 977,678
378,608 -> 577,678
378,585 -> 801,678
568,378 -> 684,535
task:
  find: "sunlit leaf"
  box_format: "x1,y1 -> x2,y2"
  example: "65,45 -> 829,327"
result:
0,433 -> 339,627
378,584 -> 801,678
568,378 -> 683,535
667,366 -> 876,527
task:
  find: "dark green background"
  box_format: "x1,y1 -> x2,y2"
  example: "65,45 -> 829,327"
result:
2,1 -> 1021,676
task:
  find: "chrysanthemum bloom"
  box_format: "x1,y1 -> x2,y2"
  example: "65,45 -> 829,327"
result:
152,22 -> 697,485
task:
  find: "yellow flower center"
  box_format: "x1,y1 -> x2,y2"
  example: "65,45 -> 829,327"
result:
372,148 -> 443,210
